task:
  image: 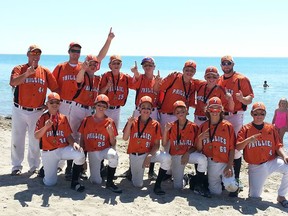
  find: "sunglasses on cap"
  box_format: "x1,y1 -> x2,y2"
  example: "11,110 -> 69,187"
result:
29,51 -> 41,56
221,62 -> 232,66
252,112 -> 265,116
70,49 -> 81,53
207,108 -> 222,113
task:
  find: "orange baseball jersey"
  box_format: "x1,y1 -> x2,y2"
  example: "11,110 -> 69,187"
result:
52,62 -> 82,101
78,116 -> 118,152
73,73 -> 101,106
166,120 -> 198,155
198,120 -> 235,163
99,71 -> 133,106
10,64 -> 58,108
195,83 -> 230,116
130,74 -> 159,107
123,118 -> 161,154
158,72 -> 202,113
35,112 -> 72,151
237,122 -> 283,165
218,72 -> 254,112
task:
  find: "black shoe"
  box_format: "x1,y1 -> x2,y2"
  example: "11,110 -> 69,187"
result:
11,169 -> 21,176
154,186 -> 165,195
183,174 -> 192,187
100,165 -> 108,178
229,188 -> 240,197
37,167 -> 45,178
57,167 -> 63,173
71,182 -> 85,192
194,185 -> 212,198
162,174 -> 172,182
80,171 -> 88,180
106,182 -> 122,193
148,171 -> 157,180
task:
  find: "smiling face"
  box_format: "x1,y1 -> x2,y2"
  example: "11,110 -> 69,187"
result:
183,66 -> 196,81
251,109 -> 266,125
221,60 -> 234,75
47,99 -> 60,114
174,106 -> 188,120
27,49 -> 41,67
68,46 -> 81,63
139,101 -> 152,117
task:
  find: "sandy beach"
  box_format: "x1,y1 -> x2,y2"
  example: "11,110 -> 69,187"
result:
0,116 -> 287,216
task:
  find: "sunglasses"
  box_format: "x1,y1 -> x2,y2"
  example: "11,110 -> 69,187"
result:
96,104 -> 108,109
89,63 -> 98,67
140,107 -> 152,111
206,76 -> 218,79
208,108 -> 222,113
252,113 -> 265,116
221,62 -> 232,66
70,49 -> 81,53
49,101 -> 60,105
111,62 -> 121,65
29,51 -> 41,56
143,64 -> 154,68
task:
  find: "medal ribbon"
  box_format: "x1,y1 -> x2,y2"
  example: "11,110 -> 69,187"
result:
176,119 -> 188,145
137,116 -> 151,139
208,121 -> 220,143
203,84 -> 217,104
182,76 -> 191,101
111,72 -> 120,96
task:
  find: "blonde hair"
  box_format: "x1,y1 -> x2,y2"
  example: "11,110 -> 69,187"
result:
278,98 -> 288,109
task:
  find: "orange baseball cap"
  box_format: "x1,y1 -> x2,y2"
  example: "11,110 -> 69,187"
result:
184,60 -> 196,69
221,55 -> 234,63
205,66 -> 219,76
139,96 -> 153,106
69,42 -> 82,50
85,55 -> 100,71
109,55 -> 122,63
27,44 -> 42,53
251,102 -> 266,112
141,57 -> 155,65
207,97 -> 222,107
47,92 -> 60,102
95,94 -> 109,105
173,100 -> 187,110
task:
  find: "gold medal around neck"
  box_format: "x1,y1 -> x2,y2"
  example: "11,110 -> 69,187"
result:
52,139 -> 57,144
175,146 -> 180,151
114,95 -> 118,100
137,140 -> 141,145
89,92 -> 93,98
209,145 -> 213,149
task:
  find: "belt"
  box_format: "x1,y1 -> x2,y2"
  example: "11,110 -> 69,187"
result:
161,112 -> 174,115
131,152 -> 146,156
197,116 -> 207,121
109,105 -> 120,110
60,99 -> 72,104
43,148 -> 57,152
136,107 -> 156,111
224,111 -> 238,116
14,103 -> 42,111
75,102 -> 90,109
259,160 -> 268,165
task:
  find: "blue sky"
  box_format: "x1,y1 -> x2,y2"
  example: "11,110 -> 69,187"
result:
1,0 -> 287,57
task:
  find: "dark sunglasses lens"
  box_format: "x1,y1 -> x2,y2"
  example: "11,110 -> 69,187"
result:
70,49 -> 81,53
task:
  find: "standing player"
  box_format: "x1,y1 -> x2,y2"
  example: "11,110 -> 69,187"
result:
217,55 -> 254,194
129,56 -> 159,179
236,102 -> 288,208
196,97 -> 239,196
154,60 -> 203,133
194,66 -> 234,126
34,92 -> 85,191
122,96 -> 171,195
99,55 -> 133,130
78,94 -> 122,193
162,100 -> 209,197
10,45 -> 58,175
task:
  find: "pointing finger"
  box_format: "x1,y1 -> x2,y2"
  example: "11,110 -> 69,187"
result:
157,70 -> 160,76
109,27 -> 112,34
135,61 -> 137,68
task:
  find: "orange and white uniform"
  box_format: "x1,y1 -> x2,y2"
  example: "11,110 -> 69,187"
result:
237,122 -> 288,197
78,116 -> 119,184
123,117 -> 171,187
35,112 -> 85,186
195,83 -> 229,124
100,71 -> 133,129
166,120 -> 207,189
52,62 -> 82,115
10,64 -> 58,173
69,73 -> 101,142
130,74 -> 159,120
158,72 -> 202,131
198,120 -> 238,194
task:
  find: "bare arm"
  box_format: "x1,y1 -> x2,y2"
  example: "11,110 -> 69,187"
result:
122,117 -> 135,141
97,28 -> 115,62
236,133 -> 261,150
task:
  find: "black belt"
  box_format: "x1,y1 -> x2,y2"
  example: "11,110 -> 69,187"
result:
161,112 -> 174,115
14,103 -> 42,111
131,152 -> 146,156
136,107 -> 156,111
60,99 -> 72,104
75,102 -> 90,109
197,116 -> 207,121
259,160 -> 268,165
109,106 -> 120,110
43,148 -> 57,152
224,111 -> 238,116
